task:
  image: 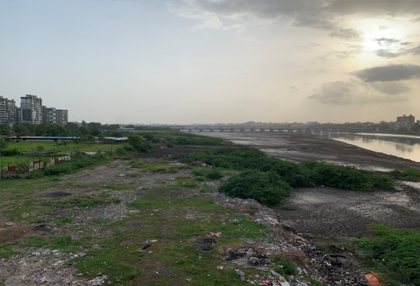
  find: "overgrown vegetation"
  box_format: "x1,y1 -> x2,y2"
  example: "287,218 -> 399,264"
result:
389,168 -> 420,181
356,224 -> 420,286
43,152 -> 108,176
219,170 -> 292,206
181,147 -> 394,206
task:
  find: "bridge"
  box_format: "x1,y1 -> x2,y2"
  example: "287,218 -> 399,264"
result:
170,126 -> 361,133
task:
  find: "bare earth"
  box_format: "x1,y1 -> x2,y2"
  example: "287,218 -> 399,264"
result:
195,132 -> 420,238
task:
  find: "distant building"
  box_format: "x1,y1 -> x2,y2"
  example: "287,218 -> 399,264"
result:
396,114 -> 415,123
20,94 -> 43,124
0,96 -> 17,124
42,106 -> 57,124
56,109 -> 68,125
395,114 -> 415,130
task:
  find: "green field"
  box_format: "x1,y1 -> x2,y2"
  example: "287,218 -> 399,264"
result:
7,141 -> 115,153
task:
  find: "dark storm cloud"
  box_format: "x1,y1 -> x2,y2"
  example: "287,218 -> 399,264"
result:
325,0 -> 420,16
308,81 -> 407,105
355,64 -> 420,82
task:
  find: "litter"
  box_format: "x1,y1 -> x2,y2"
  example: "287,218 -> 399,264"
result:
240,237 -> 255,244
210,232 -> 222,238
235,269 -> 245,281
137,244 -> 152,252
365,272 -> 384,286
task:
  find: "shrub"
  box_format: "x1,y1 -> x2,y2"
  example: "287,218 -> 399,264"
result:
44,152 -> 106,176
205,169 -> 224,180
1,148 -> 20,156
183,147 -> 394,193
128,135 -> 154,153
389,168 -> 420,181
219,170 -> 292,206
115,146 -> 128,155
356,224 -> 420,285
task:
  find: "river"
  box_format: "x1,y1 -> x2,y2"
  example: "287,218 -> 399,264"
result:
327,133 -> 420,163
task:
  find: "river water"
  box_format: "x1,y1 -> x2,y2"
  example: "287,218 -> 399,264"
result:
327,133 -> 420,162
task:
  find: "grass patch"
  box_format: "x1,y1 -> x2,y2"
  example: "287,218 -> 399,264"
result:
43,152 -> 108,176
389,168 -> 420,181
355,224 -> 420,286
167,176 -> 199,190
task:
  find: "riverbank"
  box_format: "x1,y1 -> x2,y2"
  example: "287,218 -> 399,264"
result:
193,131 -> 420,171
188,132 -> 420,239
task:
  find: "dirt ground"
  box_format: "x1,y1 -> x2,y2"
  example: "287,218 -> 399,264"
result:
190,132 -> 420,238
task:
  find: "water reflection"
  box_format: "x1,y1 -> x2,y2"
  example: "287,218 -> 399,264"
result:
326,133 -> 420,162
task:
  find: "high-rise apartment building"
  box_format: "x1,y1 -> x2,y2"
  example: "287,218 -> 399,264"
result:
56,109 -> 68,125
42,106 -> 57,124
20,94 -> 43,124
0,96 -> 17,124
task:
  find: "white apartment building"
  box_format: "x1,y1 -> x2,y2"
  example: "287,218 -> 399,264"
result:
0,96 -> 17,124
20,94 -> 43,124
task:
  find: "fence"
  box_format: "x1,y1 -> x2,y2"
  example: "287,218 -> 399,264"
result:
1,155 -> 71,178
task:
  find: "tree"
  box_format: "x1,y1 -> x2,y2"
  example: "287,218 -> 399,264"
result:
127,135 -> 154,153
0,137 -> 8,154
0,124 -> 10,135
65,122 -> 81,136
13,123 -> 29,137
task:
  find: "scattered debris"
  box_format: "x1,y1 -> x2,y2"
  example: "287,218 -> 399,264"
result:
137,244 -> 152,252
235,269 -> 245,281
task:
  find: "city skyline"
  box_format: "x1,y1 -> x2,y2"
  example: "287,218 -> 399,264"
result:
1,1 -> 420,124
0,94 -> 68,125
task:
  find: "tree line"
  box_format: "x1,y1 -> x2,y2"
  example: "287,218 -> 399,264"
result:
0,122 -> 165,138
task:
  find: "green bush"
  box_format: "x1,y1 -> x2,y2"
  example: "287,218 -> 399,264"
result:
205,169 -> 224,180
128,135 -> 155,153
356,224 -> 420,285
219,170 -> 292,206
44,152 -> 106,176
389,168 -> 420,180
2,148 -> 20,156
182,147 -> 394,191
115,146 -> 128,155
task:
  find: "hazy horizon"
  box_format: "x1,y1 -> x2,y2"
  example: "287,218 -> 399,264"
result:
1,0 -> 420,124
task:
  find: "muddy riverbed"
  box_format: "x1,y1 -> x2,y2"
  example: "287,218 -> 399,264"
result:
194,132 -> 420,238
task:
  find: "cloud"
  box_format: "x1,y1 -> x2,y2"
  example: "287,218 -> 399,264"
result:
376,49 -> 403,58
330,28 -> 360,40
375,37 -> 399,46
293,14 -> 335,30
308,80 -> 408,105
169,0 -> 362,38
410,45 -> 420,55
325,0 -> 420,16
370,82 -> 411,95
354,64 -> 420,82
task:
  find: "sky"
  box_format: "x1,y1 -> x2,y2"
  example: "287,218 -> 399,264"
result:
1,0 -> 420,124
